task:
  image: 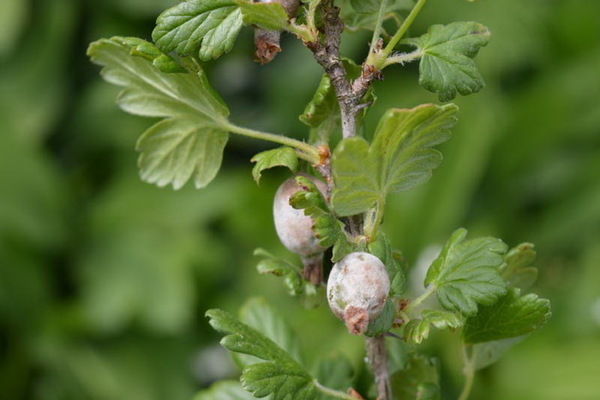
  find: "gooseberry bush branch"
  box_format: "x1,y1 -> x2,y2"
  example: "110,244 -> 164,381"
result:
88,1 -> 551,399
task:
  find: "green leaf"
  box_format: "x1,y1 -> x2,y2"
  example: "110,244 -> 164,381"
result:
206,309 -> 318,400
240,297 -> 303,365
250,147 -> 298,184
470,337 -> 525,370
349,0 -> 380,14
254,248 -> 305,296
463,288 -> 551,343
238,0 -> 289,31
403,22 -> 491,102
152,0 -> 243,60
424,228 -> 508,316
116,36 -> 185,73
365,299 -> 395,336
340,0 -> 414,31
331,104 -> 458,216
500,243 -> 538,290
299,74 -> 338,129
194,380 -> 257,400
312,354 -> 354,398
403,310 -> 463,344
289,176 -> 353,262
368,233 -> 406,296
391,354 -> 440,400
87,37 -> 230,189
242,362 -> 317,400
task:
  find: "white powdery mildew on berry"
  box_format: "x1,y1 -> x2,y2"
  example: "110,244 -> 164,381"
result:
273,174 -> 327,257
327,252 -> 390,334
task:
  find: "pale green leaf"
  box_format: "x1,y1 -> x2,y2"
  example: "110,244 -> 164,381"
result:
425,228 -> 508,316
331,104 -> 458,216
254,248 -> 305,296
87,37 -> 230,189
116,36 -> 185,73
463,288 -> 551,343
312,354 -> 354,399
470,337 -> 525,370
340,0 -> 414,31
238,0 -> 289,31
403,310 -> 463,344
391,354 -> 440,400
349,0 -> 380,14
194,380 -> 257,400
206,309 -> 318,400
403,22 -> 490,101
250,147 -> 298,184
500,243 -> 538,290
240,297 -> 303,365
152,0 -> 243,60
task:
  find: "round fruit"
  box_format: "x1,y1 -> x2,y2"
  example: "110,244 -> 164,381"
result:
273,174 -> 327,257
327,252 -> 390,335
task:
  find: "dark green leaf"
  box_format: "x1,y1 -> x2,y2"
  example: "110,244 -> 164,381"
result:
250,147 -> 298,184
206,309 -> 318,400
501,243 -> 538,290
289,176 -> 352,262
425,228 -> 508,316
238,1 -> 289,31
463,288 -> 551,343
194,380 -> 257,400
254,248 -> 304,296
403,22 -> 491,101
87,37 -> 230,189
368,233 -> 406,296
403,310 -> 463,343
331,104 -> 458,216
365,299 -> 395,336
391,354 -> 440,400
152,0 -> 243,60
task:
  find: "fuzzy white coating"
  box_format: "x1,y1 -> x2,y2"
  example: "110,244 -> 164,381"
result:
273,174 -> 327,257
327,252 -> 390,333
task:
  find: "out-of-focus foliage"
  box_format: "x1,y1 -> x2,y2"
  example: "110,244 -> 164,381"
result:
0,0 -> 599,399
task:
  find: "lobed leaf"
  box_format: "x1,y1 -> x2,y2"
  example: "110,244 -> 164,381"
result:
365,299 -> 395,337
250,147 -> 298,184
470,337 -> 525,370
403,310 -> 463,344
340,0 -> 414,31
254,248 -> 305,296
500,243 -> 538,290
152,0 -> 243,60
87,37 -> 230,189
425,228 -> 508,316
331,104 -> 458,216
206,309 -> 319,400
289,176 -> 353,262
403,22 -> 490,102
463,288 -> 551,343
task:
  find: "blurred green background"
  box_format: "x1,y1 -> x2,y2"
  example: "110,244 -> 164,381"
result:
1,0 -> 599,399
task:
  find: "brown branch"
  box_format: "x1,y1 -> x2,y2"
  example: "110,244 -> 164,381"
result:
366,335 -> 392,400
305,3 -> 391,398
